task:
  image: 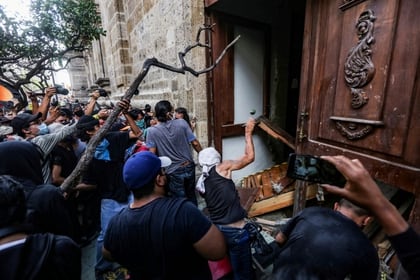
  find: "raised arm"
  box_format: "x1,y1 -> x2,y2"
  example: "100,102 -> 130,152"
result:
84,90 -> 100,116
118,99 -> 142,139
37,87 -> 56,120
320,155 -> 409,236
217,118 -> 256,178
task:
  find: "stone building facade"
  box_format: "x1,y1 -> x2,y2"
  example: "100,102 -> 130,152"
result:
71,0 -> 210,146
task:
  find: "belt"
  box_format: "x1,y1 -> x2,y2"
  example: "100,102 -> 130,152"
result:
224,219 -> 246,229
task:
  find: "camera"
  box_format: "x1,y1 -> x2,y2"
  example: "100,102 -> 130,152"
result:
0,101 -> 15,109
98,89 -> 108,97
55,85 -> 69,95
286,153 -> 347,187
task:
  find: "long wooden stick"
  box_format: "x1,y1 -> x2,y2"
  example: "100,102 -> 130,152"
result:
61,25 -> 240,192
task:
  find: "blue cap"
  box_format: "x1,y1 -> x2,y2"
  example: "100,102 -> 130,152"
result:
123,151 -> 171,190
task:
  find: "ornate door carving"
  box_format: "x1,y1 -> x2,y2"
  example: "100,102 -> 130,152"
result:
298,0 -> 420,228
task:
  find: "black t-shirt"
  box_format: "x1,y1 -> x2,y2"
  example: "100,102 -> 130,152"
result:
51,144 -> 78,180
0,232 -> 81,280
273,207 -> 379,279
104,197 -> 213,279
388,227 -> 420,279
83,131 -> 135,202
204,167 -> 247,224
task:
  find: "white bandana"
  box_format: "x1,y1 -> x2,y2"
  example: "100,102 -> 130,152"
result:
196,147 -> 221,194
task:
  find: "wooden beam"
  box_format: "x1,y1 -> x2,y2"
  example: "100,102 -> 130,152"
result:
248,184 -> 318,217
256,116 -> 296,150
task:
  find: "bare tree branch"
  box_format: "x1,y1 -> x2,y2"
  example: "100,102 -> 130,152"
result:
61,24 -> 240,192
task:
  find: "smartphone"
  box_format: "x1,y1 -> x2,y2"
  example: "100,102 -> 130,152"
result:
286,153 -> 347,187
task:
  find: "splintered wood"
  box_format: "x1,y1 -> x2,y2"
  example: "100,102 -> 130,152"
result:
241,163 -> 293,201
238,163 -> 318,217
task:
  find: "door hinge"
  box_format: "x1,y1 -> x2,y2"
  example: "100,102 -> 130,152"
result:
298,110 -> 308,142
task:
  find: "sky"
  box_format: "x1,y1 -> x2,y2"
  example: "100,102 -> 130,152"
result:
0,0 -> 71,87
0,0 -> 30,18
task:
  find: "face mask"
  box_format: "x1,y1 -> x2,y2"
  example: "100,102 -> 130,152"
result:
135,120 -> 145,127
37,123 -> 49,135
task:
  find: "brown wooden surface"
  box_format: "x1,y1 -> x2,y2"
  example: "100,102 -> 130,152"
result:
204,0 -> 219,8
298,0 -> 420,231
248,184 -> 318,217
256,116 -> 296,150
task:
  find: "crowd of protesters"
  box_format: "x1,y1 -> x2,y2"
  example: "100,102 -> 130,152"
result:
0,86 -> 418,280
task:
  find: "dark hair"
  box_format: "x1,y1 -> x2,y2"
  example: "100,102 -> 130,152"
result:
338,198 -> 371,217
76,115 -> 99,142
131,179 -> 155,199
175,107 -> 191,125
0,175 -> 27,227
154,100 -> 173,122
128,108 -> 145,120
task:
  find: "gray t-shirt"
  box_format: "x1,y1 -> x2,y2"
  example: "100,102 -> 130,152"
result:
146,119 -> 196,174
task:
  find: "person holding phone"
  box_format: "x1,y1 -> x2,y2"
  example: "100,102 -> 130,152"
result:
272,198 -> 378,279
321,155 -> 420,280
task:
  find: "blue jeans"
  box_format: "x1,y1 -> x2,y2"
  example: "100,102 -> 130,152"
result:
167,162 -> 197,206
218,225 -> 255,280
95,196 -> 132,275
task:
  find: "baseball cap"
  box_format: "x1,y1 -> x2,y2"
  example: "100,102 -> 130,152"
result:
76,115 -> 99,131
10,112 -> 42,133
0,116 -> 11,124
123,151 -> 171,190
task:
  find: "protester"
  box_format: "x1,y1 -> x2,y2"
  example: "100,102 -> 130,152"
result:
272,197 -> 379,279
75,98 -> 141,279
102,151 -> 227,279
0,141 -> 77,240
128,108 -> 147,133
175,106 -> 195,131
0,175 -> 81,280
146,100 -> 202,205
321,155 -> 420,280
10,111 -> 77,183
196,118 -> 257,280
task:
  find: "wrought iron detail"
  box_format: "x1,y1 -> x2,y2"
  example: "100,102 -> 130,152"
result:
335,121 -> 373,140
344,10 -> 376,109
330,116 -> 383,140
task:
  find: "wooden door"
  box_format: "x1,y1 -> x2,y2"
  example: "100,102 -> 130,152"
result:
298,0 -> 420,230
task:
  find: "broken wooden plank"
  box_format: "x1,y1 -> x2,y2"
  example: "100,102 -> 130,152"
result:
256,116 -> 296,150
237,187 -> 260,212
248,184 -> 318,217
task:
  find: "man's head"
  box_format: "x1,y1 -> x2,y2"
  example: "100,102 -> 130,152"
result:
123,151 -> 171,196
76,115 -> 99,142
334,198 -> 372,228
0,141 -> 44,185
0,175 -> 27,228
10,112 -> 42,138
56,108 -> 73,125
198,147 -> 221,171
154,100 -> 173,122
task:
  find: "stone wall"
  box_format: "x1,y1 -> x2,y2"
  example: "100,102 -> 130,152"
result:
81,0 -> 208,146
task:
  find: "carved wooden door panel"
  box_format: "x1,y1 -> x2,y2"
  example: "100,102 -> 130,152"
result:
298,0 -> 420,228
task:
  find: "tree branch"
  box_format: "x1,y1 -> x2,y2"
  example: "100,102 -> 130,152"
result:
60,24 -> 240,192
